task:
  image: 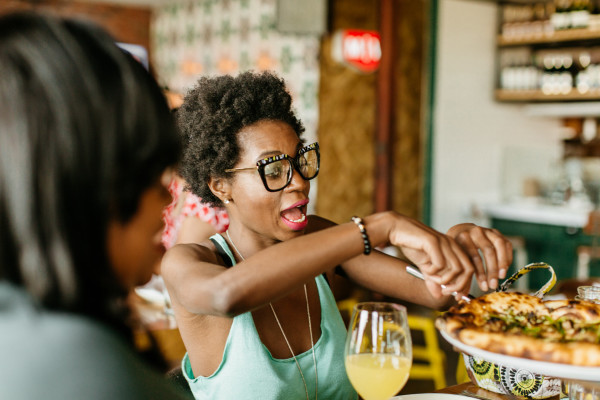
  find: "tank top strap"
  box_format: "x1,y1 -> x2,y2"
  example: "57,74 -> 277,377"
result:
210,233 -> 236,267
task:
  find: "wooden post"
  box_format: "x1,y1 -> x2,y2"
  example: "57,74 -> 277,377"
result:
375,0 -> 395,212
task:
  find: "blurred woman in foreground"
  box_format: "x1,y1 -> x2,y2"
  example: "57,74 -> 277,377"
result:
0,11 -> 186,399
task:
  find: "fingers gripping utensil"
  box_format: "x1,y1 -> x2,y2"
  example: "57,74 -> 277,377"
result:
406,262 -> 557,303
405,265 -> 473,303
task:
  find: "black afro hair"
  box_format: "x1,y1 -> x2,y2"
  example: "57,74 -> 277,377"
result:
177,71 -> 305,207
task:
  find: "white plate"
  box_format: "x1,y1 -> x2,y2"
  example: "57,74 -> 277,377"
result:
439,329 -> 600,382
134,287 -> 166,306
392,394 -> 472,399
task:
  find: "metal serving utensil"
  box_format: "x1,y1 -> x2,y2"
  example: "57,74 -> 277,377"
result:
407,262 -> 556,304
406,265 -> 472,303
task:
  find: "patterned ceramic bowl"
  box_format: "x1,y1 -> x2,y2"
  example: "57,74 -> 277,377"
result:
463,354 -> 562,399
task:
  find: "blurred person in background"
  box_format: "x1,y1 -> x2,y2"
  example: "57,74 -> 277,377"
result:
162,71 -> 513,400
0,11 -> 188,399
161,174 -> 229,250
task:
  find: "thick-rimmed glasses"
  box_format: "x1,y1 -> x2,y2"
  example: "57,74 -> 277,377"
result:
224,142 -> 320,192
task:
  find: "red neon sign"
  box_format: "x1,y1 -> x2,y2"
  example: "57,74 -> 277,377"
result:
333,30 -> 381,73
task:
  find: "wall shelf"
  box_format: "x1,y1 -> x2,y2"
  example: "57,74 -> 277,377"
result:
495,89 -> 600,102
498,28 -> 600,46
521,101 -> 600,117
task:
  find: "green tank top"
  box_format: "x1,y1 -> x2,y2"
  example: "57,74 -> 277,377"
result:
181,234 -> 357,400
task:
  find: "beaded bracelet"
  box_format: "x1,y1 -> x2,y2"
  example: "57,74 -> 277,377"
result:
351,216 -> 371,255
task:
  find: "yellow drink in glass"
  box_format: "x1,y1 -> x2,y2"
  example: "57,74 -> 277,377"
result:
346,353 -> 412,400
345,302 -> 412,400
345,353 -> 411,400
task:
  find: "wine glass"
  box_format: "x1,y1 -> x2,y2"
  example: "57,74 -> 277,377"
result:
345,302 -> 412,400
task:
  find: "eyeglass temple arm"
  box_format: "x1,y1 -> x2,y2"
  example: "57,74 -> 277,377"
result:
224,166 -> 258,173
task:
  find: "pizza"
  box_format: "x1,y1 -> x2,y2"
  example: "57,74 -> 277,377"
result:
436,291 -> 600,366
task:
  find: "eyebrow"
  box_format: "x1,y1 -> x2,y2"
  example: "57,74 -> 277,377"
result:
255,143 -> 303,160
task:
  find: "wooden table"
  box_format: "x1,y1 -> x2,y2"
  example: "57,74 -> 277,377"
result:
437,382 -> 560,399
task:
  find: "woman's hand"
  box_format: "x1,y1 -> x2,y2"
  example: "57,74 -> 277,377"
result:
379,212 -> 476,298
446,223 -> 513,291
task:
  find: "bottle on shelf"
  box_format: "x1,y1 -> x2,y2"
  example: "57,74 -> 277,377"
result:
590,0 -> 600,30
499,48 -> 539,91
502,3 -> 548,38
552,0 -> 573,30
540,50 -> 575,94
571,0 -> 592,29
573,48 -> 600,93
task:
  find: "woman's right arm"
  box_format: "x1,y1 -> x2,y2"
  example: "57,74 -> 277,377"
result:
161,211 -> 476,317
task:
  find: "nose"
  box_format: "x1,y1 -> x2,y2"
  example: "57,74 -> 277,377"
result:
285,164 -> 309,192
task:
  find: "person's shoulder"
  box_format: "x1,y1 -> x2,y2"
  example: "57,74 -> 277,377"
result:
0,306 -> 186,399
161,240 -> 222,279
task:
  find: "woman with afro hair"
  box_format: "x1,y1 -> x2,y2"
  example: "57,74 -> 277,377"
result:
162,71 -> 513,400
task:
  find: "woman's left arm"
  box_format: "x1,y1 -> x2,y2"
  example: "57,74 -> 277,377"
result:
308,217 -> 513,309
307,216 -> 463,309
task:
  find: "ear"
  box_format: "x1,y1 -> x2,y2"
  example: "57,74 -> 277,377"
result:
208,176 -> 231,204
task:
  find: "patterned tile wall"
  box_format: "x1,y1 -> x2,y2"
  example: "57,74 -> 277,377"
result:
151,0 -> 321,145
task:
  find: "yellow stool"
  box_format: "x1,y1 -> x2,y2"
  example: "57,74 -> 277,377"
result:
336,297 -> 359,316
456,354 -> 470,384
407,314 -> 447,390
336,294 -> 361,328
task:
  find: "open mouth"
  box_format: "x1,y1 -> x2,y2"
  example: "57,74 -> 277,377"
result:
281,205 -> 306,223
280,200 -> 309,227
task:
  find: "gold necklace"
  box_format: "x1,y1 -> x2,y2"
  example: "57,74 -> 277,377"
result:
225,230 -> 318,400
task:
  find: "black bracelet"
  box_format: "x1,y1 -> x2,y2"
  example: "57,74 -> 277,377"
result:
351,216 -> 371,255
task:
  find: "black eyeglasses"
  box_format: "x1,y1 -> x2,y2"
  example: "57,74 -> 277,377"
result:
225,142 -> 320,192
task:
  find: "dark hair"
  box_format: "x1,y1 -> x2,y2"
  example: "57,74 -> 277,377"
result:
177,71 -> 305,206
0,12 -> 180,330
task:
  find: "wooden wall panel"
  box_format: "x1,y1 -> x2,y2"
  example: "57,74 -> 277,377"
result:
0,0 -> 151,57
316,0 -> 378,223
317,0 -> 427,223
392,0 -> 427,219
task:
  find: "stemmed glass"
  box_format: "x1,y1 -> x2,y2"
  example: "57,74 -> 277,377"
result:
345,302 -> 412,400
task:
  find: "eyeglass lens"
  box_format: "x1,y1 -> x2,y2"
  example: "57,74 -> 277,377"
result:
262,148 -> 319,191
